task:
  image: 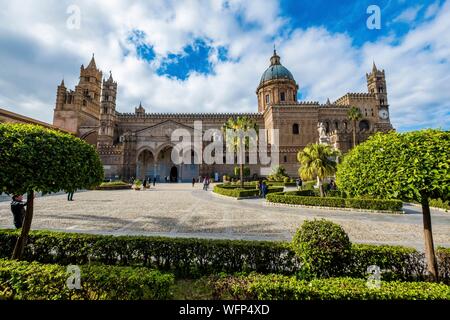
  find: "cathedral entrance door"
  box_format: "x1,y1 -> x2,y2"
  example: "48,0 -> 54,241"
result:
170,166 -> 178,182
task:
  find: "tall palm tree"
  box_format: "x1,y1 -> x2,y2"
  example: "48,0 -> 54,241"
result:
347,107 -> 362,148
222,116 -> 258,188
297,143 -> 340,197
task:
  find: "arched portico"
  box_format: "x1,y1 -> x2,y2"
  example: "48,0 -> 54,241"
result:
136,144 -> 200,182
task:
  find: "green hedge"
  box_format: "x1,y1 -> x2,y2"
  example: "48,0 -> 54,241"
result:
0,230 -> 448,282
214,184 -> 284,198
212,274 -> 450,300
438,247 -> 450,281
0,258 -> 174,300
0,230 -> 298,277
266,193 -> 403,212
266,181 -> 297,187
430,198 -> 449,211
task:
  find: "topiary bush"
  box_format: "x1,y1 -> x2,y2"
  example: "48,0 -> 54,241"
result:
292,219 -> 351,278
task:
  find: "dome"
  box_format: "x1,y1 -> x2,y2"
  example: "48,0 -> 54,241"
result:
259,50 -> 295,84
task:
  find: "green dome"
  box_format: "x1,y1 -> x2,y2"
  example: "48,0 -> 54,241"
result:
259,50 -> 295,85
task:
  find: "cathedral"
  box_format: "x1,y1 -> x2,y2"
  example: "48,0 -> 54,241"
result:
52,51 -> 393,182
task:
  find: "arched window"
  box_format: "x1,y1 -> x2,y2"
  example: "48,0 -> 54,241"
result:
334,121 -> 339,130
283,155 -> 288,163
292,123 -> 299,135
359,120 -> 370,131
280,92 -> 285,102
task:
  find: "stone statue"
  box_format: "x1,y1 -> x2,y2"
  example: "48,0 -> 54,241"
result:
317,122 -> 326,138
317,122 -> 330,145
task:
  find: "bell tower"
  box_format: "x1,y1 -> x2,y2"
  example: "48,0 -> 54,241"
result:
98,72 -> 117,145
367,62 -> 390,121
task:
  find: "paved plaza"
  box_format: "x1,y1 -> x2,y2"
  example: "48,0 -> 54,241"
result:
1,183 -> 449,249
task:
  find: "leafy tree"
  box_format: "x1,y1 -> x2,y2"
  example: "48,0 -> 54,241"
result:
234,166 -> 250,178
267,165 -> 289,181
0,124 -> 104,259
336,129 -> 449,281
222,116 -> 258,188
347,107 -> 362,148
297,143 -> 340,197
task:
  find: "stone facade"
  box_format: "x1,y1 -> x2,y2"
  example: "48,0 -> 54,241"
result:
52,51 -> 393,181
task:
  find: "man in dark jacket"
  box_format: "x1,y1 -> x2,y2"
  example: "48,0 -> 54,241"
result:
10,194 -> 27,229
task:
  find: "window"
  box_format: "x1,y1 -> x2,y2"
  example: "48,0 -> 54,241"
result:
265,94 -> 270,104
82,100 -> 87,106
283,155 -> 287,163
293,92 -> 296,101
103,107 -> 108,114
280,92 -> 285,102
292,123 -> 299,135
334,121 -> 339,130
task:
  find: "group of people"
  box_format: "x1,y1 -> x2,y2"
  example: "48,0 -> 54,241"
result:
142,177 -> 157,188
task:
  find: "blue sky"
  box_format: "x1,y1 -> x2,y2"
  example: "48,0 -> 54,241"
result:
0,0 -> 449,131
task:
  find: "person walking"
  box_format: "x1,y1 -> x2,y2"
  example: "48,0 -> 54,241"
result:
10,194 -> 29,229
203,176 -> 208,191
261,181 -> 268,198
67,190 -> 75,201
192,177 -> 196,187
153,177 -> 156,186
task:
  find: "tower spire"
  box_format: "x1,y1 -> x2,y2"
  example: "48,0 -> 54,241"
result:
87,53 -> 97,69
372,60 -> 378,73
270,47 -> 281,66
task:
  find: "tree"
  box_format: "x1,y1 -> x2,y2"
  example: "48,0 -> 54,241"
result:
297,143 -> 340,197
234,166 -> 250,179
347,107 -> 362,148
336,129 -> 449,281
0,124 -> 104,259
222,116 -> 258,188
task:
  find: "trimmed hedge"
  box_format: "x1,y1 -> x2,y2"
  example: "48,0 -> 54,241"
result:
213,184 -> 284,198
0,230 -> 448,282
430,198 -> 449,211
0,258 -> 174,300
0,230 -> 298,277
266,193 -> 403,212
212,274 -> 450,300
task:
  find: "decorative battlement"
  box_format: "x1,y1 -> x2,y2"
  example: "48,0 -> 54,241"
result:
334,93 -> 376,105
117,112 -> 263,119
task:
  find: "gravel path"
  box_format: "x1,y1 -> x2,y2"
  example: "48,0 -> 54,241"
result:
0,184 -> 449,250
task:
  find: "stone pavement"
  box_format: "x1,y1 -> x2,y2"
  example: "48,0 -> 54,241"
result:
1,183 -> 449,250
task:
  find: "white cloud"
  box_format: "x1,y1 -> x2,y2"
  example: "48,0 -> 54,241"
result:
0,0 -> 449,132
392,5 -> 423,23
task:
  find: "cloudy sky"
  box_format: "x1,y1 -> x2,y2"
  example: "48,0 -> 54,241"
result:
0,0 -> 449,132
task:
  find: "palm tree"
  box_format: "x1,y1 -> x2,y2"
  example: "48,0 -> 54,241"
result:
222,116 -> 258,188
297,143 -> 340,197
347,107 -> 362,148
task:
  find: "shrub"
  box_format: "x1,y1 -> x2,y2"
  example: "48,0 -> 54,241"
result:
212,274 -> 450,300
284,190 -> 316,197
97,181 -> 131,190
0,230 -> 298,277
0,258 -> 174,300
430,198 -> 449,212
266,193 -> 403,212
0,230 -> 448,282
438,247 -> 450,282
349,244 -> 426,281
213,184 -> 283,198
292,219 -> 351,278
301,181 -> 316,190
